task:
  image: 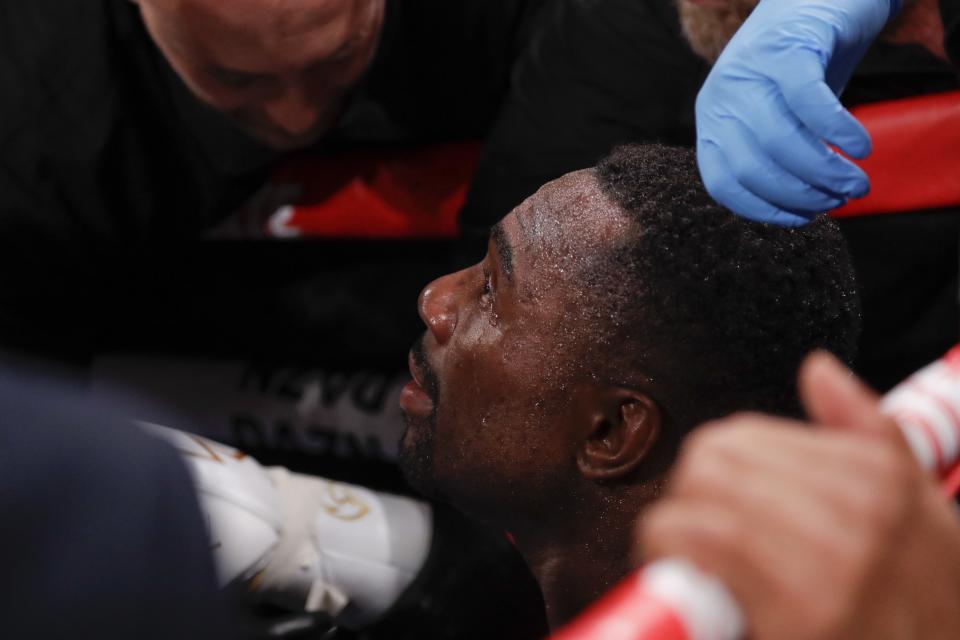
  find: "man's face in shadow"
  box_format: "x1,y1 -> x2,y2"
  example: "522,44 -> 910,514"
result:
139,0 -> 384,150
398,170 -> 633,522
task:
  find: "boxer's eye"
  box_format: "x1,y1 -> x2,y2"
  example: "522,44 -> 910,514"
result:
480,267 -> 495,308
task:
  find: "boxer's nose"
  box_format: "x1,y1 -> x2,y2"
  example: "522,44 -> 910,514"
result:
418,270 -> 465,345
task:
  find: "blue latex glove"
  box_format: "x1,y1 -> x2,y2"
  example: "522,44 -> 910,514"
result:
696,0 -> 901,226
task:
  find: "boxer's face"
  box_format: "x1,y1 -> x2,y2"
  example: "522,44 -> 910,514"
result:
674,0 -> 759,62
399,170 -> 630,521
139,0 -> 384,150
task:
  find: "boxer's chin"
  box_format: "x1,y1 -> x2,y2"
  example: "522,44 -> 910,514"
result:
398,414 -> 440,499
676,0 -> 758,63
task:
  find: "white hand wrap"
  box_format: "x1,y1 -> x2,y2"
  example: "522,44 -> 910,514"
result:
882,345 -> 960,474
143,424 -> 432,627
255,467 -> 432,627
143,423 -> 283,585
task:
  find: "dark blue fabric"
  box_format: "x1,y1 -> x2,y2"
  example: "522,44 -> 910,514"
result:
0,370 -> 229,640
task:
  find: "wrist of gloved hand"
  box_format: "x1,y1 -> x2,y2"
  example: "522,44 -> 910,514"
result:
695,0 -> 899,225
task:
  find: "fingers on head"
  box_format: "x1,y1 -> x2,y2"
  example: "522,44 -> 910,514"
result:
697,139 -> 815,226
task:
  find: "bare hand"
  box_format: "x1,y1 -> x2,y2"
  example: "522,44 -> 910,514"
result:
638,352 -> 960,640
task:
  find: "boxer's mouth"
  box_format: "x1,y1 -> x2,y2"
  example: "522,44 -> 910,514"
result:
400,348 -> 435,418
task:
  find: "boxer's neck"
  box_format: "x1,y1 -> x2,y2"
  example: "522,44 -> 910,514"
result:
509,500 -> 639,630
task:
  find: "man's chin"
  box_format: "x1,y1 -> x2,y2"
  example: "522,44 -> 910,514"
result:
241,125 -> 327,151
230,110 -> 340,151
398,416 -> 442,500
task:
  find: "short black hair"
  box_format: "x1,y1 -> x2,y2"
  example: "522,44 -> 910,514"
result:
586,144 -> 860,431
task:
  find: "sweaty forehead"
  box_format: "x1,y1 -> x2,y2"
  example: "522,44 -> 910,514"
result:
498,170 -> 632,382
508,169 -> 630,290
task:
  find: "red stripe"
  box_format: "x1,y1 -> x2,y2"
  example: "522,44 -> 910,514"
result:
907,380 -> 960,454
895,409 -> 945,472
830,92 -> 960,218
551,572 -> 690,640
941,459 -> 960,498
943,346 -> 960,373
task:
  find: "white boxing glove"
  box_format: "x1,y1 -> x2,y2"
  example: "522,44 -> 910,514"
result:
143,423 -> 283,585
143,423 -> 433,627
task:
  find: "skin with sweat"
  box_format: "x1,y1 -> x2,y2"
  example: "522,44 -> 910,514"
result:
399,170 -> 667,627
138,0 -> 385,150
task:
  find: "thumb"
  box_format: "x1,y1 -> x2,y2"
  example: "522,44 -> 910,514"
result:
799,351 -> 883,432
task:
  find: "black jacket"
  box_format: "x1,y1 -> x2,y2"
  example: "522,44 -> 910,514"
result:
0,0 -> 542,357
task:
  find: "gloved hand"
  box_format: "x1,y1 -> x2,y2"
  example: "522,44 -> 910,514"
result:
696,0 -> 900,226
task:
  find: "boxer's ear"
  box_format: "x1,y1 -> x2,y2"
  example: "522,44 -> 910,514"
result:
575,389 -> 660,481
